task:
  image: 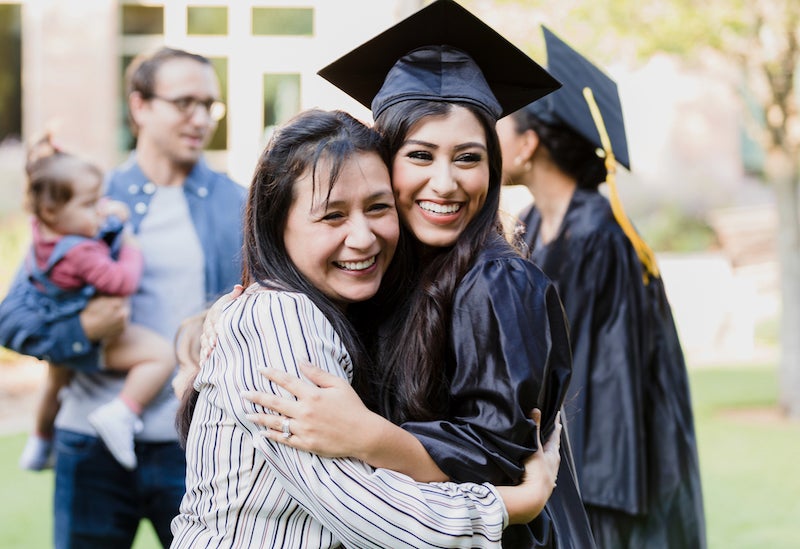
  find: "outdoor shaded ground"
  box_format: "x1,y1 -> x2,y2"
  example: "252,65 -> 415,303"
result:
0,356 -> 45,436
1,358 -> 799,547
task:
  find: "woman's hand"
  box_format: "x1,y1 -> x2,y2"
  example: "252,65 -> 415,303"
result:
243,363 -> 383,458
199,284 -> 244,361
496,409 -> 562,525
243,364 -> 449,481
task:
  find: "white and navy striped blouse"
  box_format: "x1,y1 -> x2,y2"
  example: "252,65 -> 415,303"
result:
171,284 -> 508,548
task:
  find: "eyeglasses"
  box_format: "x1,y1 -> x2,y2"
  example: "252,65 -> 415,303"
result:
148,95 -> 227,122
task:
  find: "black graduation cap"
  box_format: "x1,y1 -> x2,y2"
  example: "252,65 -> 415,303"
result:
534,27 -> 662,280
529,26 -> 630,169
318,0 -> 560,120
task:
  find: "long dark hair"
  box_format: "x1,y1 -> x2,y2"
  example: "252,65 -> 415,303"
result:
176,109 -> 391,445
366,100 -> 504,423
510,107 -> 606,190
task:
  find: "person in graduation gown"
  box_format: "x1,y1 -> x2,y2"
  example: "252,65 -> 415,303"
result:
172,108 -> 567,548
496,26 -> 707,548
242,2 -> 597,548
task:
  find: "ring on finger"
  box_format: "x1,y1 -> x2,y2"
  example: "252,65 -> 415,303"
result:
281,418 -> 292,439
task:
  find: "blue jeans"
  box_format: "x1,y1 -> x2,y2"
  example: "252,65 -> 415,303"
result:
53,429 -> 186,549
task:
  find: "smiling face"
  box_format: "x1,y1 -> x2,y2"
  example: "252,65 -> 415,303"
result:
131,57 -> 222,168
284,150 -> 399,308
391,105 -> 490,249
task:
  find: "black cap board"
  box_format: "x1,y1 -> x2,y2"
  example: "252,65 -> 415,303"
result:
528,26 -> 631,169
318,0 -> 561,120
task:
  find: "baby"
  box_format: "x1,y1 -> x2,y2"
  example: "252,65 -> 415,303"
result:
17,134 -> 174,471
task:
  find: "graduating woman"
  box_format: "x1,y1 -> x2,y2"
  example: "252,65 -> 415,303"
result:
172,108 -> 563,548
496,27 -> 706,548
243,2 -> 597,547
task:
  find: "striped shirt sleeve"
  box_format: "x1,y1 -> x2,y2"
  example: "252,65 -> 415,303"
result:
177,287 -> 508,548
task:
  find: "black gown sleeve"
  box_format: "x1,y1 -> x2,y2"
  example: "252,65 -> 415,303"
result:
401,254 -> 572,486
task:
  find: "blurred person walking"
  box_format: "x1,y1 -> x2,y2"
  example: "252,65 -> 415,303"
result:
0,46 -> 245,548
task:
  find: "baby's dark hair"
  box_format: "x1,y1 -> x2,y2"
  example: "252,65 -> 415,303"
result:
24,133 -> 103,220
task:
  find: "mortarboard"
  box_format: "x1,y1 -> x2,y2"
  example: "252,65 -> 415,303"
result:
531,26 -> 660,280
318,0 -> 560,120
528,26 -> 631,170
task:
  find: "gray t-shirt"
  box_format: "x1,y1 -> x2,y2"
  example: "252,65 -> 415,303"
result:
56,186 -> 206,441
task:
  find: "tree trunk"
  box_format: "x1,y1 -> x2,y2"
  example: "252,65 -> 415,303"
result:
771,149 -> 800,417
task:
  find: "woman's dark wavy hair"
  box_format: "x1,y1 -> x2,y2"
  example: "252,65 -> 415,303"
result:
177,109 -> 391,445
510,106 -> 606,190
366,100 -> 504,423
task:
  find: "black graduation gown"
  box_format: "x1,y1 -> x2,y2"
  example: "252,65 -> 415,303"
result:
400,234 -> 597,549
519,189 -> 706,548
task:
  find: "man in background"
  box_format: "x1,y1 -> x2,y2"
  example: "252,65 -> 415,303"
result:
0,47 -> 245,548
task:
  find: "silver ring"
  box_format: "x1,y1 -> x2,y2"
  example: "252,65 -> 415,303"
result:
281,418 -> 291,439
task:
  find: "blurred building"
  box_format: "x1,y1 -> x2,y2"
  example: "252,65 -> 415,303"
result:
0,0 -> 423,187
0,0 -> 780,366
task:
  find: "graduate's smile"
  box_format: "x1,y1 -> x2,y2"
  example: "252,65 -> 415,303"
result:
416,200 -> 465,225
392,106 -> 489,249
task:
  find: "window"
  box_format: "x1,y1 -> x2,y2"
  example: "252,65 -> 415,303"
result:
187,6 -> 228,35
0,3 -> 22,140
208,57 -> 228,150
263,73 -> 301,137
119,54 -> 136,151
252,7 -> 313,36
121,4 -> 164,35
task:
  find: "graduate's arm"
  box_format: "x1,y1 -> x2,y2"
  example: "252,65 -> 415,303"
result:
403,257 -> 572,485
217,291 -> 508,547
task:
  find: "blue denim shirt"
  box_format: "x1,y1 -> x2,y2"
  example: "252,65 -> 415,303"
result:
0,153 -> 246,369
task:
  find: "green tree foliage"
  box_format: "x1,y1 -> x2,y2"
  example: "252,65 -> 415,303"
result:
468,0 -> 800,415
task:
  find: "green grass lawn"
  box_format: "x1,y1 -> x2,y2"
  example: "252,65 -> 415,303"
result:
691,365 -> 800,548
0,364 -> 798,548
0,437 -> 160,549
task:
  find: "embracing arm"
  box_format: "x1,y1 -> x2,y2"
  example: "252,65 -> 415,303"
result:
212,291 -> 509,548
496,409 -> 561,524
244,366 -> 562,524
239,259 -> 571,486
246,363 -> 448,482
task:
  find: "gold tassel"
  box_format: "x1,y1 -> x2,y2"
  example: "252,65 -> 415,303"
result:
582,87 -> 660,284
